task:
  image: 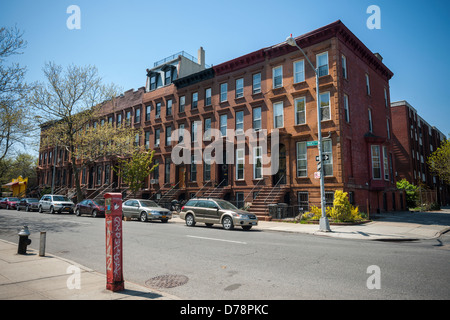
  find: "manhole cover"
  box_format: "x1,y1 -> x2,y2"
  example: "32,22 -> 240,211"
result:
145,274 -> 189,289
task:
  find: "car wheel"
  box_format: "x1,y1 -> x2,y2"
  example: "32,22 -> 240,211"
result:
222,216 -> 234,230
92,209 -> 98,218
185,214 -> 196,227
75,208 -> 81,216
140,211 -> 148,222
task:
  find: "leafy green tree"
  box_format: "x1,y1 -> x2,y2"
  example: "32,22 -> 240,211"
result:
396,179 -> 418,208
428,139 -> 450,184
114,150 -> 158,198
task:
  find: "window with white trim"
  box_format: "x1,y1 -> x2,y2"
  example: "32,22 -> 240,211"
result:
236,78 -> 244,98
383,146 -> 389,181
236,110 -> 244,134
236,148 -> 245,180
296,141 -> 307,177
319,92 -> 330,121
294,60 -> 305,83
295,97 -> 306,125
253,146 -> 262,179
371,145 -> 381,179
343,94 -> 350,123
342,54 -> 347,79
220,114 -> 227,137
273,101 -> 284,128
253,107 -> 261,131
272,66 -> 283,89
220,83 -> 228,102
317,52 -> 329,77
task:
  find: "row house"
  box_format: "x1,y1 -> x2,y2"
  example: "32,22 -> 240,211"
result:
37,20 -> 405,218
391,100 -> 449,205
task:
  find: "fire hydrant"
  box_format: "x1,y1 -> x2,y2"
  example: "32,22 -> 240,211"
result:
18,226 -> 31,255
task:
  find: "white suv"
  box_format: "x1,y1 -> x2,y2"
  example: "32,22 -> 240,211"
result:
38,194 -> 75,214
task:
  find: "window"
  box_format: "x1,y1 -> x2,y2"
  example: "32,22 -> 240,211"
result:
164,158 -> 171,183
108,116 -> 113,124
220,114 -> 227,137
319,92 -> 330,121
236,78 -> 244,98
153,159 -> 159,180
294,97 -> 306,125
134,133 -> 140,147
105,165 -> 110,184
371,145 -> 381,179
204,118 -> 211,141
145,105 -> 151,121
191,121 -> 199,143
116,113 -> 122,127
323,140 -> 333,176
135,107 -> 141,124
253,73 -> 261,94
179,96 -> 185,113
126,111 -> 131,126
384,88 -> 388,107
220,83 -> 228,102
236,148 -> 245,180
190,154 -> 197,182
165,69 -> 172,85
383,146 -> 389,181
192,92 -> 198,109
342,54 -> 347,79
386,118 -> 391,139
235,192 -> 244,209
155,102 -> 161,118
178,123 -> 185,142
205,88 -> 211,106
273,101 -> 284,128
272,66 -> 283,88
365,74 -> 370,95
297,192 -> 309,212
150,74 -> 157,90
253,107 -> 261,131
165,126 -> 172,146
253,146 -> 262,179
236,110 -> 244,134
368,108 -> 373,132
343,94 -> 350,123
325,192 -> 334,207
317,52 -> 329,77
96,165 -> 102,185
204,153 -> 211,181
166,99 -> 172,116
294,60 -> 305,83
296,141 -> 307,177
154,128 -> 160,147
145,131 -> 150,149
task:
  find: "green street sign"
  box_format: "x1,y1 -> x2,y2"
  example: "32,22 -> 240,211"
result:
307,141 -> 318,147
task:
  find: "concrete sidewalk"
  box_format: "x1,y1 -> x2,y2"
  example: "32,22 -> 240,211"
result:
0,239 -> 179,300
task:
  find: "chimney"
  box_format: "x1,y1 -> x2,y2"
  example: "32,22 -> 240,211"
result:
198,47 -> 205,69
374,52 -> 383,62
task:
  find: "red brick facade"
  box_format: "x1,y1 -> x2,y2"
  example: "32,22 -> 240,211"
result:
38,20 -> 409,218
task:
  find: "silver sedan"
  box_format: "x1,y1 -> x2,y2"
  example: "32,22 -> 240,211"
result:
122,199 -> 172,223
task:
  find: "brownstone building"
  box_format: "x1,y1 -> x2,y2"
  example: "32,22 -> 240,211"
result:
37,20 -> 406,219
391,100 -> 449,205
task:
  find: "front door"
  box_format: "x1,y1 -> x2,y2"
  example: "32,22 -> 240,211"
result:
177,166 -> 186,189
273,144 -> 286,185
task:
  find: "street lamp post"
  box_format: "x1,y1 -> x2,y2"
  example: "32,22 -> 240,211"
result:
286,35 -> 331,232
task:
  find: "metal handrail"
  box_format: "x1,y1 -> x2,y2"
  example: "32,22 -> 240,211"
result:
158,181 -> 180,204
264,175 -> 285,204
193,180 -> 213,199
243,176 -> 268,203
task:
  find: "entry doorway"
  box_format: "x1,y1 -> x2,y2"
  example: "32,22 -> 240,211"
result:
273,143 -> 286,185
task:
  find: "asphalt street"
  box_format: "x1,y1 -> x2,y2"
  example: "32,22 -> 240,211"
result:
0,208 -> 449,299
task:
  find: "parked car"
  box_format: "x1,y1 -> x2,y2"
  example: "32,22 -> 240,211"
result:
16,198 -> 40,212
122,199 -> 172,223
0,197 -> 20,210
75,199 -> 105,217
38,194 -> 75,214
180,198 -> 258,231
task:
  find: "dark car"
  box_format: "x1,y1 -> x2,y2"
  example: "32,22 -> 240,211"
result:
16,198 -> 40,212
0,197 -> 20,210
75,199 -> 105,217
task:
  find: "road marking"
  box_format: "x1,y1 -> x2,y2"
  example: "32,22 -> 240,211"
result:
186,235 -> 247,244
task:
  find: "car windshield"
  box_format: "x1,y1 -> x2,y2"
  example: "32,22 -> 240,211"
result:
9,198 -> 19,201
215,200 -> 238,210
27,199 -> 39,202
53,196 -> 70,202
92,199 -> 105,206
139,200 -> 159,208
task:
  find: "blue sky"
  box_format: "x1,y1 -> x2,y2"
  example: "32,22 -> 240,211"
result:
1,0 -> 450,146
